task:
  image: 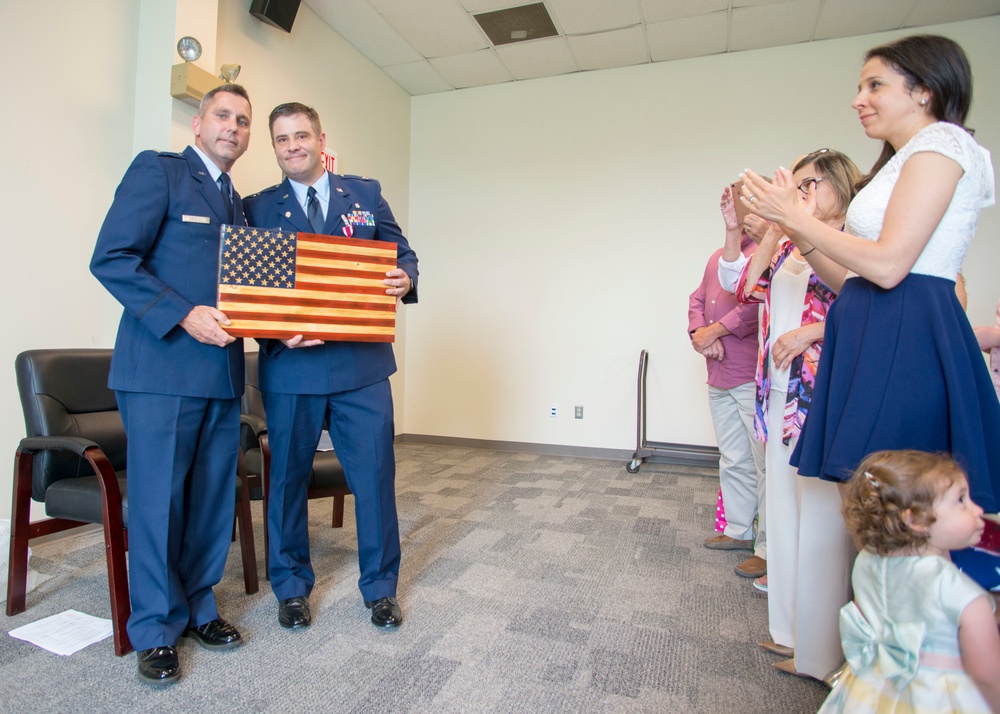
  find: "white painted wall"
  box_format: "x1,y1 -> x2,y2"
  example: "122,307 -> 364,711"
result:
0,5 -> 995,524
0,0 -> 410,518
403,18 -> 1000,454
0,0 -> 141,520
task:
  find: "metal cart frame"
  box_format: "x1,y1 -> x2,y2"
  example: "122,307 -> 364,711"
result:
626,349 -> 719,473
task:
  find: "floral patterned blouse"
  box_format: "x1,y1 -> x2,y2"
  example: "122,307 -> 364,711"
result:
736,240 -> 837,445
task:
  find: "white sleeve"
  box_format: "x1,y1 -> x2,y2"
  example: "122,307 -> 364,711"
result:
717,252 -> 747,294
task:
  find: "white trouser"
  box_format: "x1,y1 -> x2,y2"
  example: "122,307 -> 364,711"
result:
764,389 -> 798,648
793,476 -> 856,679
708,382 -> 767,558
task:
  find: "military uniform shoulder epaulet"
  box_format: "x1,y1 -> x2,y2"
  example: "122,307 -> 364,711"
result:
339,173 -> 377,182
155,150 -> 186,160
244,184 -> 281,201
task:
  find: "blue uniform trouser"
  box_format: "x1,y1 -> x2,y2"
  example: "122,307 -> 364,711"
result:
117,391 -> 239,650
264,378 -> 400,603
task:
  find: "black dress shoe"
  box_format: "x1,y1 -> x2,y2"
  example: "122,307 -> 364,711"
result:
278,596 -> 312,629
137,646 -> 180,686
364,596 -> 403,628
183,618 -> 243,650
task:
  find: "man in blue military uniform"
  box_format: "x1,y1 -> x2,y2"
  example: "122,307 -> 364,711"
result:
244,102 -> 418,631
90,84 -> 252,685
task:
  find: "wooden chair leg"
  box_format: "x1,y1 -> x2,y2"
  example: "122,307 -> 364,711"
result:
5,451 -> 33,615
86,447 -> 133,657
101,519 -> 133,656
235,457 -> 258,595
332,494 -> 345,529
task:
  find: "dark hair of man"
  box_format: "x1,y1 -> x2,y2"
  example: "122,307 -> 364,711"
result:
198,83 -> 252,115
268,102 -> 322,138
857,35 -> 973,190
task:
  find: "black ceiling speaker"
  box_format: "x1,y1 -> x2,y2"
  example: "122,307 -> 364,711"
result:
249,0 -> 301,33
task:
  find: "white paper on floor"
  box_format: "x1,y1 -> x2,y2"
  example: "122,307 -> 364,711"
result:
9,609 -> 113,655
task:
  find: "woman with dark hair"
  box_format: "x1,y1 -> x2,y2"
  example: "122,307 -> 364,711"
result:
720,149 -> 862,680
740,34 -> 1000,679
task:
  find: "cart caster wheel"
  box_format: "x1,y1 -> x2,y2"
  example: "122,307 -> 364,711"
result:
626,459 -> 641,474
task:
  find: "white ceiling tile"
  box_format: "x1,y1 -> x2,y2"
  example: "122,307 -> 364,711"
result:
367,0 -> 490,57
457,0 -> 535,12
306,0 -> 999,95
647,12 -> 728,62
307,0 -> 422,67
641,0 -> 727,24
547,0 -> 642,35
813,0 -> 914,40
382,60 -> 455,95
495,37 -> 579,79
730,0 -> 822,52
566,25 -> 649,71
907,0 -> 1000,26
430,49 -> 515,88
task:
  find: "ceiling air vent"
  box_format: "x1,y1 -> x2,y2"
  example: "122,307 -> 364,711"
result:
473,3 -> 558,46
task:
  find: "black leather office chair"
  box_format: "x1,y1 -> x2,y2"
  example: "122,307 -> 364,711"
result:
6,349 -> 258,656
242,351 -> 351,577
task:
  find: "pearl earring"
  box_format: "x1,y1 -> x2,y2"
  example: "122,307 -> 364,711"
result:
920,99 -> 928,106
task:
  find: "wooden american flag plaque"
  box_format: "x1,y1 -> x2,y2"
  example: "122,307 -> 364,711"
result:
217,225 -> 397,342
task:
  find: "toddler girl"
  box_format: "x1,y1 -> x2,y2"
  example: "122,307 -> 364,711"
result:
819,450 -> 1000,712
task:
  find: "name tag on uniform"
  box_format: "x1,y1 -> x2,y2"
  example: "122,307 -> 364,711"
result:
182,214 -> 211,224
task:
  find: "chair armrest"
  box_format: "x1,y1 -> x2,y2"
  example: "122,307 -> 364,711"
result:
19,435 -> 99,457
240,413 -> 267,436
16,436 -> 124,515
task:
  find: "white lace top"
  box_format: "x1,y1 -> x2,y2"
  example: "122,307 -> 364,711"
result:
845,122 -> 995,280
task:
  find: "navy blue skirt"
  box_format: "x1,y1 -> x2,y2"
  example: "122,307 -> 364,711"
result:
791,273 -> 1000,513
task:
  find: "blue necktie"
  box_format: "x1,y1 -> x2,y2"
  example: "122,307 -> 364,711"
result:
307,186 -> 324,233
218,173 -> 234,223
